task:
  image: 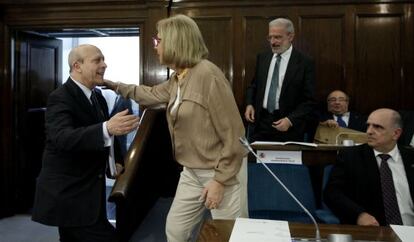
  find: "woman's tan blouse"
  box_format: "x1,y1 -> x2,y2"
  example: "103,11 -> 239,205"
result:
114,59 -> 246,185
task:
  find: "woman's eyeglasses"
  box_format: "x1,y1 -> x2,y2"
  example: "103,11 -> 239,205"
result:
152,36 -> 161,47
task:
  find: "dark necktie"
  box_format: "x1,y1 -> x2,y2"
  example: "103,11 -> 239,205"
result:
90,89 -> 105,121
336,114 -> 347,127
378,154 -> 403,225
91,89 -> 117,177
267,54 -> 281,113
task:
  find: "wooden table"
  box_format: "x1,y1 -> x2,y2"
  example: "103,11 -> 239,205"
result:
251,144 -> 341,166
197,220 -> 401,242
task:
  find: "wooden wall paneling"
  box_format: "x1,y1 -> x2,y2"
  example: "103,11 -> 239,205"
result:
171,8 -> 234,79
354,5 -> 405,113
299,14 -> 346,102
343,5 -> 356,103
3,3 -> 149,27
142,7 -> 168,86
242,15 -> 275,103
0,0 -> 145,3
194,16 -> 233,84
401,4 -> 414,110
232,11 -> 245,111
171,8 -> 236,101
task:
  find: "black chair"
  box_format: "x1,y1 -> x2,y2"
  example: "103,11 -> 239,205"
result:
315,165 -> 340,224
248,163 -> 316,223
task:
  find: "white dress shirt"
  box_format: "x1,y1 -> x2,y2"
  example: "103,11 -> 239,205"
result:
374,145 -> 414,225
334,112 -> 350,126
263,45 -> 292,110
71,77 -> 116,176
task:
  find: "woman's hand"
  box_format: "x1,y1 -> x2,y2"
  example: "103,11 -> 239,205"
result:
200,179 -> 225,210
102,79 -> 118,91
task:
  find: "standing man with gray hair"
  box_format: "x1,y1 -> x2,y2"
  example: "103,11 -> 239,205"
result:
245,18 -> 316,142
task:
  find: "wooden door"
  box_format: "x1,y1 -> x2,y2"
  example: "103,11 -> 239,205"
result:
13,31 -> 62,211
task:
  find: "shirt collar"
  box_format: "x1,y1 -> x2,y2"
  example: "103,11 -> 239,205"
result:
274,44 -> 293,59
70,76 -> 93,99
176,68 -> 189,81
335,112 -> 350,118
373,144 -> 399,163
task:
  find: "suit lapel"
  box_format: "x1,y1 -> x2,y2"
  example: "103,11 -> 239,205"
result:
65,78 -> 100,121
257,52 -> 274,104
348,112 -> 355,128
94,89 -> 109,120
363,144 -> 383,196
400,147 -> 414,201
279,48 -> 298,99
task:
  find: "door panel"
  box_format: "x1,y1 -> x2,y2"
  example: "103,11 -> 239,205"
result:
14,32 -> 62,211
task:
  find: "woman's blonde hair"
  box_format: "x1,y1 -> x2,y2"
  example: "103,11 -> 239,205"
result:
157,14 -> 209,68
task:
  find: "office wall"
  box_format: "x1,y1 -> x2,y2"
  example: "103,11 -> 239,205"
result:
170,1 -> 414,113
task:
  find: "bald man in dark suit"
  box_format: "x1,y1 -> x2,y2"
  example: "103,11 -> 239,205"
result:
32,44 -> 139,242
324,108 -> 414,226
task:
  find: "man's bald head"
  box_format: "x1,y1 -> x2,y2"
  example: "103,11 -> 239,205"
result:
366,108 -> 402,152
68,44 -> 100,73
68,44 -> 107,89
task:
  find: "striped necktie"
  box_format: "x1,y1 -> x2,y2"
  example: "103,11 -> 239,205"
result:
267,54 -> 281,113
378,154 -> 403,225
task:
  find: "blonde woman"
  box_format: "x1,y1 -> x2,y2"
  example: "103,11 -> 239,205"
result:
104,14 -> 247,242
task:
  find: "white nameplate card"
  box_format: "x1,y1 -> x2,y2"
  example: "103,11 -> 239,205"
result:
229,217 -> 291,242
391,225 -> 414,242
257,150 -> 302,165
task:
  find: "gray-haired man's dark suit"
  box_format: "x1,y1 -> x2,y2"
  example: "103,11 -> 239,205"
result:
245,47 -> 316,141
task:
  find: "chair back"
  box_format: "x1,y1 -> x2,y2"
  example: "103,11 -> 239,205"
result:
248,163 -> 316,223
315,164 -> 340,224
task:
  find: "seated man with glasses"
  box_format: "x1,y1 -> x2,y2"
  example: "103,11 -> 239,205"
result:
319,90 -> 367,132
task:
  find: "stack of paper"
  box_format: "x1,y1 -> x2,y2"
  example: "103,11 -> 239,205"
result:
229,218 -> 291,242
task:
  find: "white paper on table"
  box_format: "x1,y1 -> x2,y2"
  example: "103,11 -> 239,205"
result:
252,141 -> 317,147
390,225 -> 414,242
257,150 -> 302,165
229,218 -> 291,242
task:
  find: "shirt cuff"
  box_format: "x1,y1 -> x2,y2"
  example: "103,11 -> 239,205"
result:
286,117 -> 293,127
103,121 -> 112,147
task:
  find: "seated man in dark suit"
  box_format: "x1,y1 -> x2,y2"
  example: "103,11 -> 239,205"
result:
398,110 -> 414,147
324,108 -> 414,226
319,90 -> 366,132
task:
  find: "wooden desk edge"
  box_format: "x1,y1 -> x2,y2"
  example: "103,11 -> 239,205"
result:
197,219 -> 401,242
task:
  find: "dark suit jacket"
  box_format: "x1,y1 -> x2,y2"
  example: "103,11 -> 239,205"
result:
319,111 -> 367,132
245,47 -> 316,137
32,78 -> 110,227
324,144 -> 414,225
399,110 -> 414,147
